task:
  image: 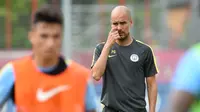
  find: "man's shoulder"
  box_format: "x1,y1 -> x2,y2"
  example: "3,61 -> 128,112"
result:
6,56 -> 32,73
0,62 -> 14,77
95,42 -> 105,50
69,60 -> 89,71
135,40 -> 153,54
0,62 -> 13,71
11,55 -> 31,65
67,60 -> 90,78
190,43 -> 200,56
192,42 -> 200,50
181,43 -> 200,64
135,40 -> 152,49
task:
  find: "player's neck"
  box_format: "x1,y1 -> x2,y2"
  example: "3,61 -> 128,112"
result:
33,55 -> 59,68
116,36 -> 133,46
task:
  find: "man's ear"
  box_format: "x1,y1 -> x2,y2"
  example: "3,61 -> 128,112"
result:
28,30 -> 34,45
130,19 -> 134,27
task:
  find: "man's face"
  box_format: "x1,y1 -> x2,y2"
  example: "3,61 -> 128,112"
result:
29,22 -> 62,59
111,12 -> 132,40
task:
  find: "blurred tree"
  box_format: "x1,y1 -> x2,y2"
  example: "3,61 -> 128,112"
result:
0,0 -> 160,49
72,0 -> 97,4
103,0 -> 157,4
0,0 -> 46,49
167,0 -> 190,9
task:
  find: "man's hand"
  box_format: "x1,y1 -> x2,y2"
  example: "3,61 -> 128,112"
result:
105,28 -> 120,48
91,28 -> 120,81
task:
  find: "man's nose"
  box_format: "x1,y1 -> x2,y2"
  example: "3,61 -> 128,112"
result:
117,24 -> 122,30
46,38 -> 55,48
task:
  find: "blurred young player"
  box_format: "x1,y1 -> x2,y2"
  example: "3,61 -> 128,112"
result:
0,4 -> 97,112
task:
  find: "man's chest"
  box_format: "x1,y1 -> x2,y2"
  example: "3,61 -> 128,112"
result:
105,47 -> 148,85
15,72 -> 78,104
34,79 -> 74,103
107,47 -> 146,70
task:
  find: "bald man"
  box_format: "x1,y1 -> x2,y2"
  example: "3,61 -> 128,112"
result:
91,6 -> 158,112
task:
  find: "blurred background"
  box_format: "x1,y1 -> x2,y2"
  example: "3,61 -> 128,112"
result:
0,0 -> 199,112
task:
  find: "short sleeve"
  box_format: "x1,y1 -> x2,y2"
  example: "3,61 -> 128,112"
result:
91,43 -> 104,68
171,50 -> 200,97
144,47 -> 159,77
0,62 -> 15,106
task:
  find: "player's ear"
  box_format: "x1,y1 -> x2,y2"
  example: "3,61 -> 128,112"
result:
130,19 -> 133,27
28,29 -> 34,45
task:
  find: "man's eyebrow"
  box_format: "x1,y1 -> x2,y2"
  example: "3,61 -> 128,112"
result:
112,20 -> 127,22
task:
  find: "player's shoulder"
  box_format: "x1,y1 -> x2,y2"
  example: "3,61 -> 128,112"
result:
10,55 -> 31,67
181,43 -> 200,64
190,43 -> 200,56
95,42 -> 105,50
0,56 -> 30,74
192,42 -> 200,49
0,62 -> 14,75
135,39 -> 153,52
68,60 -> 88,70
67,59 -> 90,77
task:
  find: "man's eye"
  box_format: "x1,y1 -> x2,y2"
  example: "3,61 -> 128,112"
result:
120,22 -> 126,25
53,34 -> 60,39
113,23 -> 118,26
41,34 -> 48,39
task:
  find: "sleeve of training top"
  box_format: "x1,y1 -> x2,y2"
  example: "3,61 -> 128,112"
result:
171,49 -> 200,97
1,98 -> 15,112
144,47 -> 159,77
85,79 -> 97,111
91,43 -> 104,68
0,63 -> 15,106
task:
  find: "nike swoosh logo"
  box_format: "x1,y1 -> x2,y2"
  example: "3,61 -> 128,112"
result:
108,55 -> 117,58
36,85 -> 71,102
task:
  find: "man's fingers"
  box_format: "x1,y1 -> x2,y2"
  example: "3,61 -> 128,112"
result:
113,33 -> 120,39
108,29 -> 120,40
112,31 -> 119,35
110,28 -> 117,33
112,33 -> 119,37
109,31 -> 118,38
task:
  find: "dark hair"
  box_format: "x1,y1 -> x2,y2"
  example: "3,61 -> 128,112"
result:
33,4 -> 63,26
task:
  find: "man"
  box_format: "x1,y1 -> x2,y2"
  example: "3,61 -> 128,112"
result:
165,43 -> 200,112
91,6 -> 158,112
0,5 -> 97,112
